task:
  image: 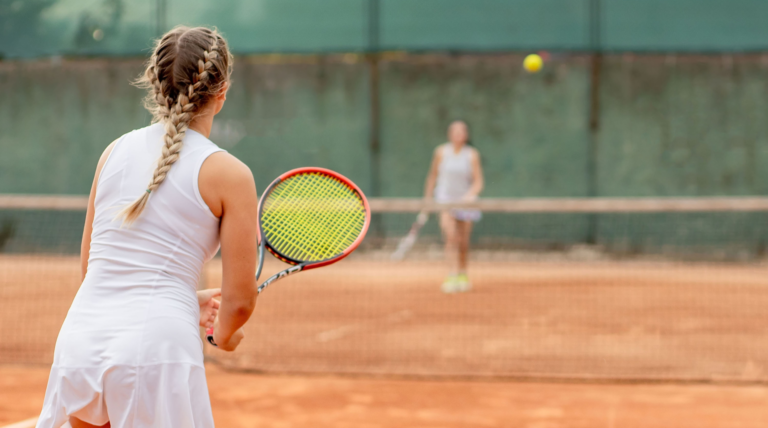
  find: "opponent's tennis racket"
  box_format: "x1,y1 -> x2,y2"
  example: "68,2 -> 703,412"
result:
206,167 -> 370,346
390,210 -> 428,261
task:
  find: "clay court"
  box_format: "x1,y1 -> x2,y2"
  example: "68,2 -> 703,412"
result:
4,2 -> 768,424
3,255 -> 768,426
3,364 -> 768,427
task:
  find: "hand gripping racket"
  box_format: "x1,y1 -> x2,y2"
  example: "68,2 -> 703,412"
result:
206,167 -> 370,346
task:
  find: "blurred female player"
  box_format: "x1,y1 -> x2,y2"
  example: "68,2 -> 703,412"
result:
424,120 -> 484,293
37,27 -> 259,428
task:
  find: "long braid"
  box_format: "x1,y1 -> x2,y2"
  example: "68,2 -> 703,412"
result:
119,28 -> 230,225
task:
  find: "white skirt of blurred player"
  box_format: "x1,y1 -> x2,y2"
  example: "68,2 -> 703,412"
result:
436,195 -> 482,222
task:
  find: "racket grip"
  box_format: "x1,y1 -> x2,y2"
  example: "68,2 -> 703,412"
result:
205,327 -> 217,347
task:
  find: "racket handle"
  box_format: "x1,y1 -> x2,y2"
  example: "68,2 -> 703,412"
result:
257,264 -> 304,293
207,265 -> 304,346
205,327 -> 217,347
255,240 -> 265,281
416,210 -> 428,225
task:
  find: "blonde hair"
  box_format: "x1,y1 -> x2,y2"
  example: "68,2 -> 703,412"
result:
118,26 -> 233,225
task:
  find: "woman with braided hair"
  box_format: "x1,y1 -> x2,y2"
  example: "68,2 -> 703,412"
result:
37,27 -> 258,428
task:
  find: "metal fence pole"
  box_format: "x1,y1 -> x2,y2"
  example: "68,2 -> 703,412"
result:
367,0 -> 383,238
587,0 -> 602,244
156,0 -> 167,37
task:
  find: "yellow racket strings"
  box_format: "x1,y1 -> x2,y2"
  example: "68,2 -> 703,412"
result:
261,172 -> 367,262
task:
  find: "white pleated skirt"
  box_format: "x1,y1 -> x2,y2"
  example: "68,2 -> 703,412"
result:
37,363 -> 213,428
36,278 -> 214,428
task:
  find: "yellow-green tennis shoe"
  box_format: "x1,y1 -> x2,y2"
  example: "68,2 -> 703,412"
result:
455,274 -> 472,292
441,275 -> 460,293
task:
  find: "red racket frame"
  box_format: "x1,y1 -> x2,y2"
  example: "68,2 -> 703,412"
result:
260,167 -> 371,270
206,167 -> 370,347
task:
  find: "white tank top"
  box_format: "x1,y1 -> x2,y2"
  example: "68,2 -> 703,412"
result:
434,143 -> 474,202
59,124 -> 223,366
88,123 -> 223,290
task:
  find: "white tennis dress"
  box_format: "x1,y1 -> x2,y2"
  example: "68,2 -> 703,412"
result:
434,143 -> 481,222
37,123 -> 224,428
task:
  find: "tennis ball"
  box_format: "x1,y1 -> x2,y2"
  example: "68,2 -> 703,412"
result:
523,54 -> 543,73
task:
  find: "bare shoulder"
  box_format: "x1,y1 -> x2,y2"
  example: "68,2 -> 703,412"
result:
102,138 -> 119,159
466,145 -> 481,159
199,152 -> 257,217
432,143 -> 446,159
202,152 -> 254,185
94,138 -> 120,177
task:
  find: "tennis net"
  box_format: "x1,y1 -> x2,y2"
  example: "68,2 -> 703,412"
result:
2,194 -> 768,382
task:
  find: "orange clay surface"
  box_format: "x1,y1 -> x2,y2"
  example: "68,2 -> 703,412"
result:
5,255 -> 768,427
4,255 -> 768,381
2,364 -> 768,428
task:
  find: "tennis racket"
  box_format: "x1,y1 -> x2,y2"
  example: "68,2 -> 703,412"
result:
390,210 -> 428,261
206,167 -> 370,346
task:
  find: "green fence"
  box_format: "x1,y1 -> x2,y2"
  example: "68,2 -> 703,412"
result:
597,55 -> 768,197
3,53 -> 768,257
3,0 -> 768,59
3,54 -> 768,198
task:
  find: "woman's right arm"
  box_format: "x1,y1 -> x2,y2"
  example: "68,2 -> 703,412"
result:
199,152 -> 259,351
423,146 -> 442,200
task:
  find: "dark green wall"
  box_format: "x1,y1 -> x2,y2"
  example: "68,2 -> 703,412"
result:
4,53 -> 768,198
0,60 -> 150,194
170,0 -> 369,53
0,57 -> 373,195
602,0 -> 768,51
3,53 -> 768,257
597,55 -> 768,196
379,55 -> 591,198
215,58 -> 373,193
380,0 -> 590,51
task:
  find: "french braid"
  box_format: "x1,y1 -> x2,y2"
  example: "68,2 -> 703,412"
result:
119,27 -> 232,225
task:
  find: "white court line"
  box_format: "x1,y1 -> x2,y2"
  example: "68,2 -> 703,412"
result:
1,417 -> 38,428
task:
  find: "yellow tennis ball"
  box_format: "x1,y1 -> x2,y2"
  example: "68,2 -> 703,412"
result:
523,54 -> 543,73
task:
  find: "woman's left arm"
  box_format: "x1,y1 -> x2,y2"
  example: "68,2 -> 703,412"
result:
465,148 -> 485,199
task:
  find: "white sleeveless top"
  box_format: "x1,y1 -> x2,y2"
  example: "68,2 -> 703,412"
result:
434,143 -> 475,202
56,123 -> 224,368
38,124 -> 224,427
433,143 -> 481,222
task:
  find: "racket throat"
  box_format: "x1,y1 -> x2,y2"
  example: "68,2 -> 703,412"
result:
257,264 -> 304,293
